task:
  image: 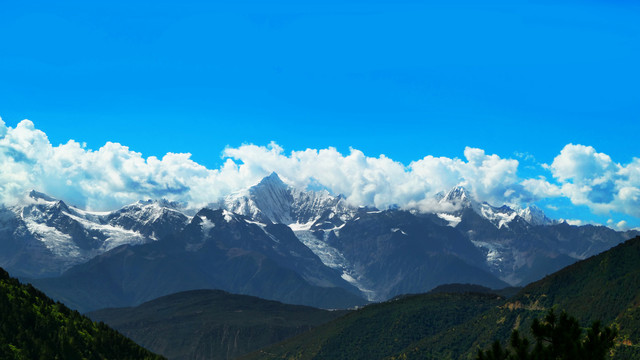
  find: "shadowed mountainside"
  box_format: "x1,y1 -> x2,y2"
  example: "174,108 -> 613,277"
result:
88,289 -> 348,360
242,236 -> 640,360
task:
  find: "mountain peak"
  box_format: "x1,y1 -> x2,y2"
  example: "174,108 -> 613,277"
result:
256,172 -> 287,188
28,190 -> 57,202
220,172 -> 354,225
136,198 -> 184,210
441,185 -> 473,205
517,205 -> 554,226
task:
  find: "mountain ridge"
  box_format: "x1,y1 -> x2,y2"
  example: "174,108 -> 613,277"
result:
3,173 -> 638,311
87,289 -> 349,360
241,235 -> 640,360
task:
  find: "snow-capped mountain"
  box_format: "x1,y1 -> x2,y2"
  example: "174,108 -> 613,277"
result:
517,205 -> 555,226
31,207 -> 365,312
0,191 -> 188,278
4,175 -> 638,311
217,172 -> 355,226
439,185 -> 475,209
221,179 -> 636,292
105,199 -> 189,239
214,173 -> 369,295
436,185 -> 551,229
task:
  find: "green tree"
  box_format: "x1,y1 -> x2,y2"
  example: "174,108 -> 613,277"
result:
477,309 -> 617,360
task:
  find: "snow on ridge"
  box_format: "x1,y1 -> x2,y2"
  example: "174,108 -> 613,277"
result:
220,172 -> 356,226
435,185 -> 555,228
72,208 -> 112,217
437,213 -> 461,227
288,221 -> 314,231
391,228 -> 407,235
479,204 -> 518,229
244,219 -> 267,227
340,273 -> 377,301
293,229 -> 376,301
222,209 -> 235,223
24,220 -> 80,258
470,240 -> 505,269
61,210 -> 148,249
200,216 -> 216,234
7,190 -> 191,274
517,205 -> 554,226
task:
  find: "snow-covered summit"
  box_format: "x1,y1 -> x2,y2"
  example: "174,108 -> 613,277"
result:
517,205 -> 555,226
217,172 -> 355,226
436,185 -> 553,228
1,190 -> 189,278
438,185 -> 480,213
441,185 -> 473,206
28,190 -> 58,203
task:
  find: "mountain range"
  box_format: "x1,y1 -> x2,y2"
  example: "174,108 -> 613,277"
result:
2,173 -> 637,311
0,190 -> 188,278
241,235 -> 640,360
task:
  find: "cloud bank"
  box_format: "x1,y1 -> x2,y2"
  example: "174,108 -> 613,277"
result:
546,144 -> 640,218
1,119 -> 639,226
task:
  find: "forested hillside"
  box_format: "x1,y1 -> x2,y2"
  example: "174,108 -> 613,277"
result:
241,291 -> 504,360
0,267 -> 163,360
88,289 -> 348,360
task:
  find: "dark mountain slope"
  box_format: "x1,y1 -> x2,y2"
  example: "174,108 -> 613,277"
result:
0,267 -> 163,360
31,209 -> 365,312
321,209 -> 508,299
392,235 -> 640,359
241,292 -> 504,360
243,236 -> 640,360
5,180 -> 637,310
88,289 -> 348,360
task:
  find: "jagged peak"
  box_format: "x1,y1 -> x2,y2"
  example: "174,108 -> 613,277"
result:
25,190 -> 71,212
220,172 -> 355,225
256,172 -> 287,188
521,204 -> 544,214
245,172 -> 292,202
517,204 -> 554,226
28,190 -> 57,203
135,198 -> 184,210
441,185 -> 474,206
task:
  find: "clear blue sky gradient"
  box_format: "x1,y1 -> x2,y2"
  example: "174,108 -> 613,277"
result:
1,1 -> 639,226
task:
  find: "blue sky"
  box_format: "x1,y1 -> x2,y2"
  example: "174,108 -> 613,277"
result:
1,1 -> 639,228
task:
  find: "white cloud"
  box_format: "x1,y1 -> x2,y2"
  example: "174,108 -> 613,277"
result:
521,177 -> 562,199
0,119 -> 531,212
406,147 -> 523,210
0,119 -> 227,210
540,143 -> 640,217
563,219 -> 585,226
222,144 -> 526,211
550,144 -> 617,183
607,219 -> 629,231
1,119 -> 640,227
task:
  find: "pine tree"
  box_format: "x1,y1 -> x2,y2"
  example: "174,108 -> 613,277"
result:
477,309 -> 617,360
